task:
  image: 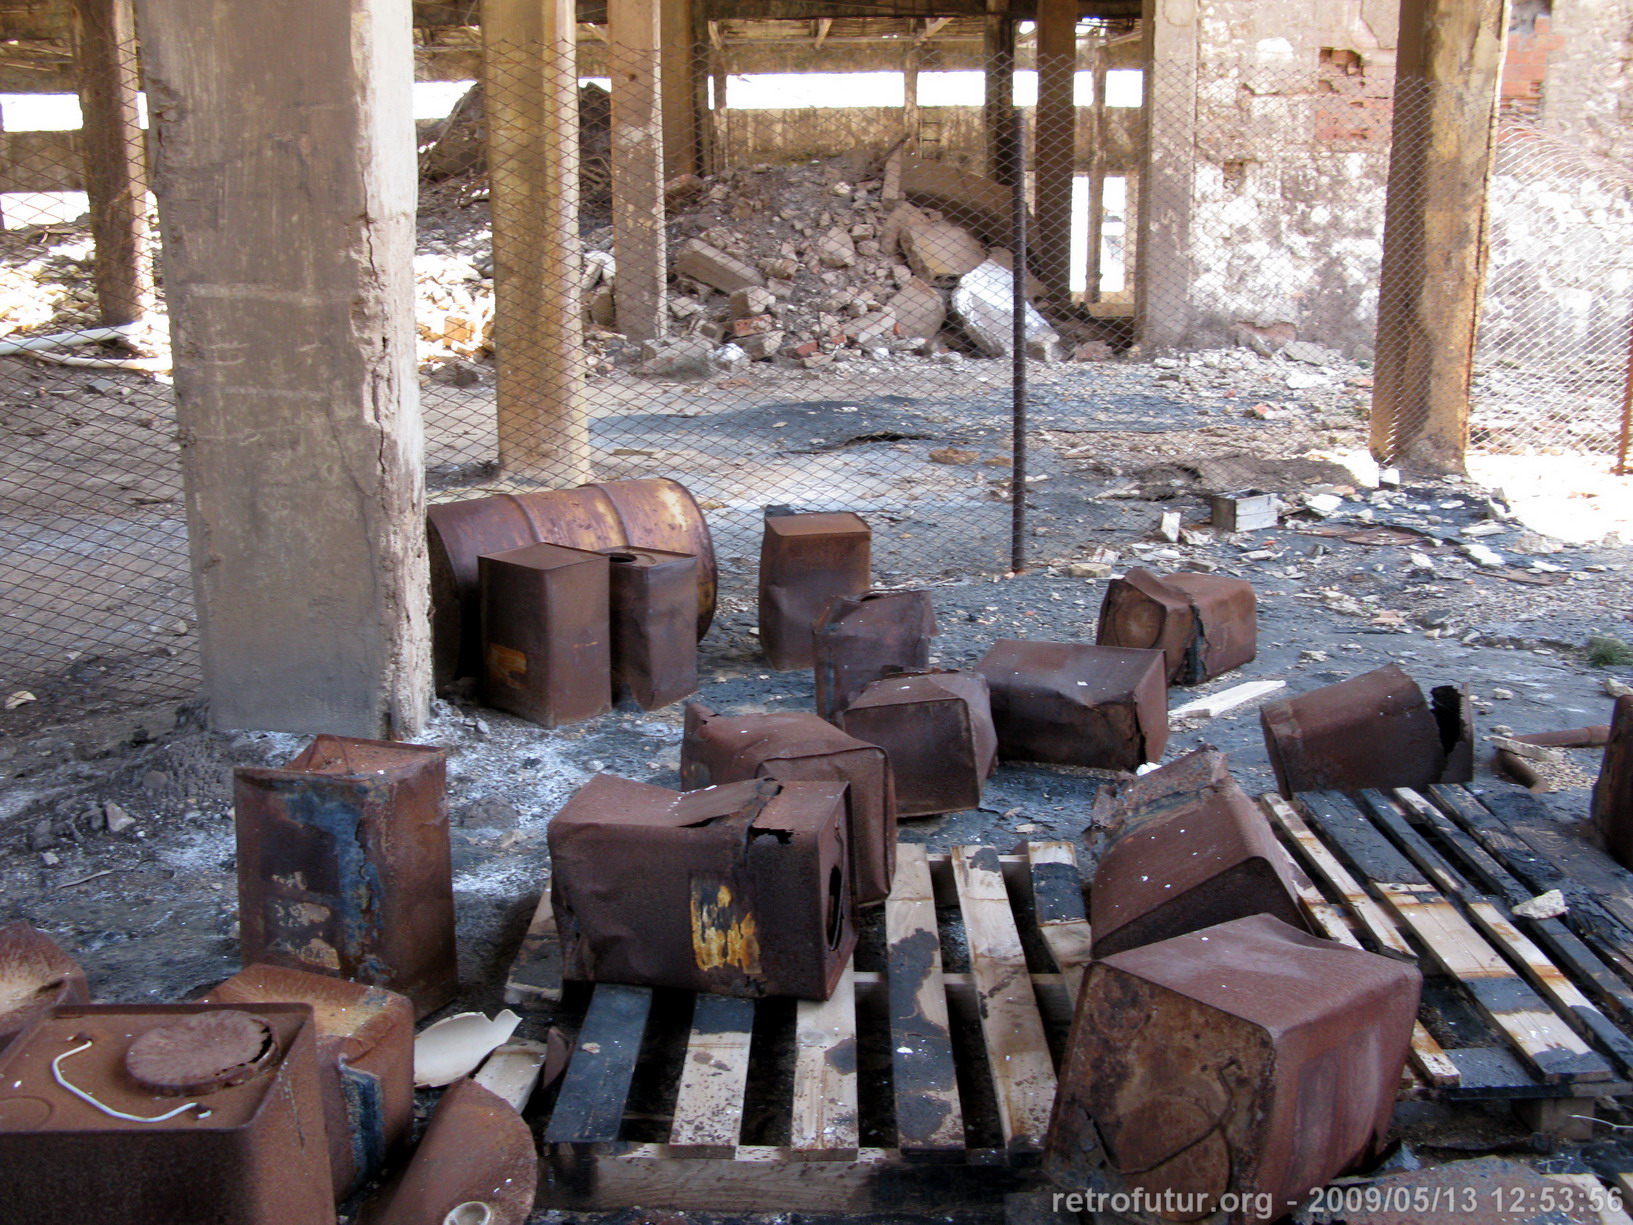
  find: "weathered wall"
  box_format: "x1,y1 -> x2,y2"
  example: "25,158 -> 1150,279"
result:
1538,0 -> 1633,161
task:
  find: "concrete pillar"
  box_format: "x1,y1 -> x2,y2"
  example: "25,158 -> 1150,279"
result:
1371,0 -> 1507,473
903,22 -> 921,152
984,3 -> 1015,184
1035,0 -> 1076,303
72,0 -> 150,326
1137,0 -> 1198,352
1085,38 -> 1107,302
136,0 -> 430,736
610,0 -> 667,344
660,0 -> 698,177
483,0 -> 591,482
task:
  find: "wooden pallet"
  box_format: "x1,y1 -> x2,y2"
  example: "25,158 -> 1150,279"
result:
529,841 -> 1088,1215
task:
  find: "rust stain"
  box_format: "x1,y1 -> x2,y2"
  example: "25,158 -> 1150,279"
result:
485,643 -> 527,688
691,883 -> 763,976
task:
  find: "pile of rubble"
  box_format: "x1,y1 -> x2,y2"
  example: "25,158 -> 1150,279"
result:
0,228 -> 106,339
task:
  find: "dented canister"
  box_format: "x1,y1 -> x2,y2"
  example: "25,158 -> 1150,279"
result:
681,704 -> 897,906
975,640 -> 1168,770
0,1003 -> 335,1224
234,735 -> 457,1019
838,670 -> 997,817
549,775 -> 857,1000
1046,915 -> 1421,1225
758,510 -> 871,671
1090,773 -> 1312,958
603,546 -> 699,711
1097,569 -> 1256,685
0,922 -> 87,1055
426,478 -> 717,685
1594,695 -> 1633,870
1259,663 -> 1473,798
480,542 -> 611,728
202,964 -> 414,1199
813,590 -> 937,721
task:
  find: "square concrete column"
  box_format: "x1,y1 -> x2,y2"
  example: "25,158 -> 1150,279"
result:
1137,0 -> 1198,352
137,0 -> 430,736
1034,0 -> 1077,304
610,0 -> 668,344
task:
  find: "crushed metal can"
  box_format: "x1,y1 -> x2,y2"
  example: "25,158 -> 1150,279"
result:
0,922 -> 87,1054
1090,772 -> 1312,958
201,964 -> 414,1200
1594,695 -> 1633,870
975,639 -> 1169,771
758,510 -> 871,671
1046,914 -> 1421,1225
1097,568 -> 1257,685
838,670 -> 997,817
0,1003 -> 336,1224
479,542 -> 612,728
550,775 -> 857,1000
813,590 -> 937,721
603,546 -> 699,711
234,735 -> 457,1019
682,703 -> 897,906
1259,663 -> 1473,798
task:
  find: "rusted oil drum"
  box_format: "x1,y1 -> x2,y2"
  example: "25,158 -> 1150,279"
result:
427,479 -> 717,685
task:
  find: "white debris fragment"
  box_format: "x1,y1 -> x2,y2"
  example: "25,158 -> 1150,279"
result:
1512,890 -> 1567,921
414,1009 -> 522,1087
1169,679 -> 1287,722
1304,493 -> 1343,516
1462,542 -> 1504,568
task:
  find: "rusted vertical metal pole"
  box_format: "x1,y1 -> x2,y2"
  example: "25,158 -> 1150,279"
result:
1010,107 -> 1028,576
1617,310 -> 1633,476
71,0 -> 150,326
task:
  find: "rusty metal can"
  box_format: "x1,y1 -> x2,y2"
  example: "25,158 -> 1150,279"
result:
838,670 -> 997,817
1259,663 -> 1473,797
1046,914 -> 1421,1225
0,1002 -> 336,1224
234,735 -> 457,1019
1090,776 -> 1312,958
975,639 -> 1168,771
1097,569 -> 1256,685
480,542 -> 611,728
201,965 -> 414,1200
813,590 -> 937,721
1595,695 -> 1633,870
0,923 -> 87,1055
758,510 -> 871,671
681,703 -> 897,906
603,546 -> 699,711
550,775 -> 857,1000
426,478 -> 717,685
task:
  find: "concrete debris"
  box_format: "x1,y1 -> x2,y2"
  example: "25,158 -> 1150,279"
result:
901,218 -> 985,281
1063,561 -> 1112,578
674,237 -> 764,294
929,447 -> 979,465
1463,541 -> 1505,568
102,801 -> 135,833
634,335 -> 715,378
1304,492 -> 1344,516
949,260 -> 1059,358
885,277 -> 946,340
1512,889 -> 1567,920
1156,510 -> 1182,542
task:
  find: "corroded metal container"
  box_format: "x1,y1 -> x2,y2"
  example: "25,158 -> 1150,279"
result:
1259,663 -> 1473,798
1046,915 -> 1421,1225
234,736 -> 457,1019
1096,568 -> 1257,685
427,478 -> 717,685
758,510 -> 871,671
480,542 -> 611,728
202,964 -> 414,1199
1090,776 -> 1312,958
813,590 -> 936,721
839,670 -> 997,817
975,639 -> 1168,770
603,546 -> 699,711
681,703 -> 897,906
0,1003 -> 335,1224
1595,695 -> 1633,870
549,775 -> 857,1000
0,922 -> 87,1054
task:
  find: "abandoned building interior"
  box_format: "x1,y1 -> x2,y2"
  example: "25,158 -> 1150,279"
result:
6,0 -> 1633,1221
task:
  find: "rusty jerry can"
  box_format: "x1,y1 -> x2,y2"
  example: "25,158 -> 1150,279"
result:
758,510 -> 871,670
603,546 -> 699,711
0,922 -> 87,1055
1595,695 -> 1633,870
1097,568 -> 1257,685
479,542 -> 611,728
813,590 -> 937,721
682,703 -> 897,906
975,639 -> 1168,771
838,670 -> 997,817
0,1003 -> 336,1224
1046,915 -> 1421,1225
426,478 -> 717,685
1090,769 -> 1313,958
234,735 -> 457,1019
549,775 -> 857,1000
1259,662 -> 1473,798
202,965 -> 415,1200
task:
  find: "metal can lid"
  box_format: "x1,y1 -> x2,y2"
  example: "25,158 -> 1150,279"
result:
125,1011 -> 277,1096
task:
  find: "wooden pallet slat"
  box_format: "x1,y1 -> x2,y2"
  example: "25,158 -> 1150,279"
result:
544,982 -> 654,1146
951,844 -> 1057,1157
886,843 -> 966,1157
504,885 -> 564,1006
1409,1021 -> 1462,1089
668,993 -> 757,1157
791,964 -> 860,1161
1025,841 -> 1094,998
